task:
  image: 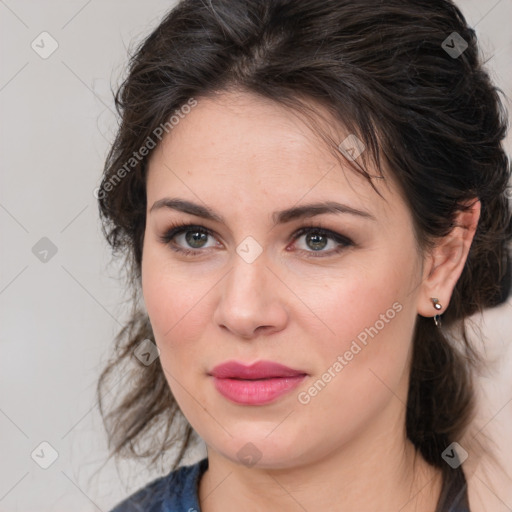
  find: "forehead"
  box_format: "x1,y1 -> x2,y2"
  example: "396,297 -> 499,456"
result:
146,91 -> 403,223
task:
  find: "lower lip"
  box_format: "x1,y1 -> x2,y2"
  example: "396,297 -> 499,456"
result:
211,375 -> 307,405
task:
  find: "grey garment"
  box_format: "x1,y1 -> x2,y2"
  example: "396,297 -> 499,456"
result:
109,458 -> 208,512
436,466 -> 470,512
109,457 -> 470,512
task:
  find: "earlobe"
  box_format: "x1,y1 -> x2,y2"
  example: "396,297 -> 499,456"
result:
417,198 -> 481,319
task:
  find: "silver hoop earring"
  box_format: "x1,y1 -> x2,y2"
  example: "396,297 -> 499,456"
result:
431,298 -> 443,327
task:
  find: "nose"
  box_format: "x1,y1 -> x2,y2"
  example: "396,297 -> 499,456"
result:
213,251 -> 289,340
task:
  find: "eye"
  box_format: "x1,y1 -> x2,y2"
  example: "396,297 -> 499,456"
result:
289,225 -> 353,257
158,223 -> 219,256
159,222 -> 354,258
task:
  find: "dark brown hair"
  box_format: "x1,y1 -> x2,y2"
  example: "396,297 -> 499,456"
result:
96,0 -> 512,493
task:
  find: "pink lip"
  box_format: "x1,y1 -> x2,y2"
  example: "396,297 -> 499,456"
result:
209,361 -> 308,405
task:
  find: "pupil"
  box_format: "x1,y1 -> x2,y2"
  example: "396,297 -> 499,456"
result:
307,233 -> 327,251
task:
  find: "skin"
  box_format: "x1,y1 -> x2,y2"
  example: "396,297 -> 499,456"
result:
141,90 -> 480,512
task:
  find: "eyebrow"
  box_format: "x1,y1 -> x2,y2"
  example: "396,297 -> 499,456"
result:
149,198 -> 376,224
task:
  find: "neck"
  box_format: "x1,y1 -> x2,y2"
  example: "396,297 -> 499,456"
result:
198,410 -> 443,512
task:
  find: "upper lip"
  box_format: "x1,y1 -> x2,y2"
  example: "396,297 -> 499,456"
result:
210,360 -> 307,379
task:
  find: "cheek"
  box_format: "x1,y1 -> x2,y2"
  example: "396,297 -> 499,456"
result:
292,283 -> 414,452
295,255 -> 408,343
141,247 -> 213,358
297,249 -> 417,384
280,295 -> 413,468
314,289 -> 410,384
141,256 -> 216,416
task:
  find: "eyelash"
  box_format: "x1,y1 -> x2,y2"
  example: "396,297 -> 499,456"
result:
158,221 -> 354,258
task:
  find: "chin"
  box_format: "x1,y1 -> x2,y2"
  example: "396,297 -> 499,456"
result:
207,428 -> 315,470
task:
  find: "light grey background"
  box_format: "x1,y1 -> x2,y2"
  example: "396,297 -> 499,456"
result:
0,1 -> 511,510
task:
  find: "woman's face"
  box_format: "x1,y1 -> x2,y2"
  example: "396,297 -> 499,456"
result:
142,90 -> 426,468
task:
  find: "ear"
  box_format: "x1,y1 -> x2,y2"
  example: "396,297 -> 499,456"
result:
417,198 -> 481,318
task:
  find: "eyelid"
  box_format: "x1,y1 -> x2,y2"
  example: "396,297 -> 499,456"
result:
291,222 -> 353,245
289,224 -> 354,257
158,223 -> 220,250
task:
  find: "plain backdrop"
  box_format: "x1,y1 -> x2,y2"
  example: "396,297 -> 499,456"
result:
0,1 -> 511,510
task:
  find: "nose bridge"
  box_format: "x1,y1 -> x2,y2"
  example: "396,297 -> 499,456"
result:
214,247 -> 288,338
223,249 -> 270,313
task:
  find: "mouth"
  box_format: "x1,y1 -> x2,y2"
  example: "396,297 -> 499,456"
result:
210,360 -> 307,379
209,360 -> 308,405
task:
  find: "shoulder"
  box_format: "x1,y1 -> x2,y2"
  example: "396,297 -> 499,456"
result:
108,458 -> 208,512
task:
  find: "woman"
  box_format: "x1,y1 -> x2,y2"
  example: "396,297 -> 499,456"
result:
96,0 -> 512,510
